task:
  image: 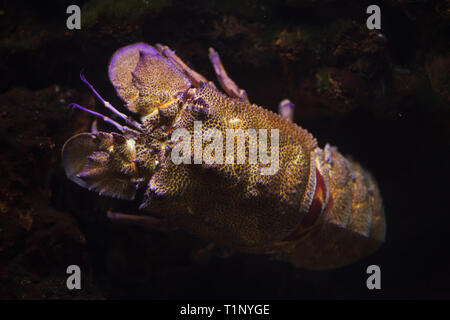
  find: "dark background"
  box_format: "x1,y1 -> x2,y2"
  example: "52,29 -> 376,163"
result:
0,0 -> 449,299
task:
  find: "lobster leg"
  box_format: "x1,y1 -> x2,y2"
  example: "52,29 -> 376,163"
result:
156,44 -> 213,89
278,99 -> 295,122
208,48 -> 249,102
107,210 -> 176,232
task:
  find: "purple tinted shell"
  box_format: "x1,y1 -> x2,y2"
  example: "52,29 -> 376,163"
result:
108,43 -> 161,103
108,42 -> 158,81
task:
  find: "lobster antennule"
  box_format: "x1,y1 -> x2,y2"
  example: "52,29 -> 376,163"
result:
69,103 -> 126,132
80,71 -> 143,131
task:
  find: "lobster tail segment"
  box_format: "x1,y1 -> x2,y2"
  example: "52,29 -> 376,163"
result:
282,146 -> 386,270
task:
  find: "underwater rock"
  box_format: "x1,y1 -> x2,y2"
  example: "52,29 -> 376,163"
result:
425,54 -> 450,107
0,85 -> 101,299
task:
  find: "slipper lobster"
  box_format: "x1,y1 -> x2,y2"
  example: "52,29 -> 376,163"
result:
62,43 -> 385,270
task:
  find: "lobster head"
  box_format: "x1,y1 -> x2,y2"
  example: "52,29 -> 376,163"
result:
62,43 -> 192,200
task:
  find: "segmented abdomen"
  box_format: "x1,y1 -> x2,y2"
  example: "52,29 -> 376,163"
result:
279,146 -> 386,270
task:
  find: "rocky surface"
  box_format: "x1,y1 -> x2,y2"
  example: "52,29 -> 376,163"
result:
0,0 -> 449,299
